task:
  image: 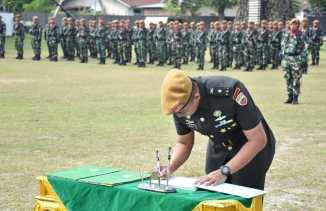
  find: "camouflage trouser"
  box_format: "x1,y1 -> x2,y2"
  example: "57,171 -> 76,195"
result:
97,41 -> 106,59
112,41 -> 118,61
0,37 -> 6,55
74,38 -> 79,57
88,39 -> 97,57
79,40 -> 88,60
189,44 -> 196,61
15,37 -> 24,56
126,42 -> 132,62
61,38 -> 67,57
233,45 -> 242,67
257,44 -> 268,67
138,40 -> 147,63
228,47 -> 233,67
48,40 -> 58,57
209,43 -> 214,61
157,41 -> 166,64
270,47 -> 280,67
31,38 -> 41,56
211,44 -> 219,68
244,46 -> 255,68
283,56 -> 303,96
218,45 -> 229,69
117,41 -> 127,64
311,44 -> 320,63
196,44 -> 206,69
147,41 -> 155,63
66,39 -> 75,59
166,43 -> 172,63
182,43 -> 189,63
171,43 -> 182,67
134,41 -> 139,63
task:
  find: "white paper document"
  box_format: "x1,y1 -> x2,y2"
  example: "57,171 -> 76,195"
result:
152,176 -> 266,198
196,183 -> 266,198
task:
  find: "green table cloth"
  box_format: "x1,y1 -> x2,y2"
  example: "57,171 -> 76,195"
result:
48,176 -> 252,211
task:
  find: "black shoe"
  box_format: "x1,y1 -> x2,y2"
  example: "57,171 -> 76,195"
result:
292,95 -> 299,104
0,54 -> 4,58
284,95 -> 293,104
316,59 -> 319,65
51,56 -> 58,62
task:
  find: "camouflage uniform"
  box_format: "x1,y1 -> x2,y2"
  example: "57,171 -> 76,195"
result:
166,28 -> 173,65
243,29 -> 257,71
211,29 -> 220,69
125,26 -> 133,63
256,28 -> 270,69
77,27 -> 89,63
195,29 -> 207,70
189,27 -> 197,62
60,22 -> 68,59
147,26 -> 156,64
282,30 -> 306,103
111,27 -> 119,63
232,29 -> 243,69
45,24 -> 60,61
218,29 -> 231,70
155,26 -> 167,66
29,23 -> 42,60
13,21 -> 25,59
270,29 -> 282,69
137,25 -> 147,67
0,19 -> 6,58
65,25 -> 76,60
181,27 -> 191,64
88,25 -> 98,58
301,26 -> 312,73
171,28 -> 183,69
310,27 -> 323,65
95,25 -> 107,64
207,27 -> 214,62
132,26 -> 139,65
117,27 -> 127,65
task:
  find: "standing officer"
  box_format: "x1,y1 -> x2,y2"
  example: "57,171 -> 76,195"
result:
77,18 -> 89,63
45,18 -> 60,62
256,20 -> 270,70
211,21 -> 220,70
137,20 -> 147,67
189,21 -> 197,62
60,17 -> 68,59
218,21 -> 231,71
270,21 -> 282,69
147,22 -> 156,65
195,22 -> 207,70
159,69 -> 275,190
88,20 -> 98,58
117,20 -> 127,65
310,20 -> 323,66
282,19 -> 306,105
156,21 -> 167,66
0,15 -> 6,58
13,14 -> 25,60
125,19 -> 133,63
29,16 -> 42,61
181,22 -> 191,65
243,21 -> 257,71
65,17 -> 75,61
96,18 -> 107,64
171,21 -> 183,69
232,22 -> 244,70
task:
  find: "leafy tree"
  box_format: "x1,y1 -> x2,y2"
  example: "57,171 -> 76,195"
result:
5,0 -> 32,12
210,0 -> 238,19
23,0 -> 55,12
164,0 -> 206,16
309,0 -> 326,9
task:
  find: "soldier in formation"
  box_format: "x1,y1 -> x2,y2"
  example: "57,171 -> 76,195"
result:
0,16 -> 6,58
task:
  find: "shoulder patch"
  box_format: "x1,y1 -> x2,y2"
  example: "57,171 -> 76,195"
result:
233,87 -> 248,106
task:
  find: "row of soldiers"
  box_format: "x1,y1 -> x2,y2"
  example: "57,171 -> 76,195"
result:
0,15 -> 323,72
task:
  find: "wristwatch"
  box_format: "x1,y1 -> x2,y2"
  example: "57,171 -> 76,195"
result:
220,165 -> 231,177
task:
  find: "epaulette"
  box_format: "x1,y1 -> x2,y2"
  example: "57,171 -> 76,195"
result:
208,87 -> 231,97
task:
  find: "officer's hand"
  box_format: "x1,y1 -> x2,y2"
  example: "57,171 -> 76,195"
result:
195,170 -> 227,186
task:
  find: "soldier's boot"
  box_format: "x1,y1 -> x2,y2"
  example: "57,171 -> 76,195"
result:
80,58 -> 84,63
292,95 -> 299,105
175,63 -> 181,69
311,56 -> 316,65
284,95 -> 293,104
85,57 -> 88,63
0,53 -> 4,58
52,56 -> 58,62
316,58 -> 319,65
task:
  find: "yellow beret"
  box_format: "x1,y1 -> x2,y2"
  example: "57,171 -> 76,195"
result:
161,69 -> 193,115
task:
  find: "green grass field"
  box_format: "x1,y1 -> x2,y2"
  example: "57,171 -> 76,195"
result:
0,36 -> 325,211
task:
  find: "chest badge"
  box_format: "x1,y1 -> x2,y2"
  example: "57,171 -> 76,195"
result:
213,110 -> 222,118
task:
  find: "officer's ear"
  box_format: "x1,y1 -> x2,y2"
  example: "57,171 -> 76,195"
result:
193,84 -> 200,100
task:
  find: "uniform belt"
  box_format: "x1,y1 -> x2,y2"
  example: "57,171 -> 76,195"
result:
221,139 -> 235,151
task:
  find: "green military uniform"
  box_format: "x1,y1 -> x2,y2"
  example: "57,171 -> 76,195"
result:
211,29 -> 220,70
137,26 -> 147,67
310,27 -> 323,65
13,22 -> 25,59
282,30 -> 306,104
155,26 -> 167,66
207,28 -> 214,63
243,29 -> 257,71
126,27 -> 133,63
45,24 -> 60,61
301,26 -> 312,73
147,27 -> 156,64
195,30 -> 207,70
218,29 -> 231,71
74,26 -> 79,58
181,28 -> 191,64
77,27 -> 89,63
64,26 -> 75,60
189,28 -> 196,62
88,26 -> 98,58
171,75 -> 275,190
256,28 -> 270,70
29,23 -> 42,60
117,27 -> 127,65
132,26 -> 139,65
111,27 -> 119,64
232,30 -> 243,69
0,19 -> 6,58
60,24 -> 68,59
270,29 -> 282,69
171,28 -> 183,69
166,28 -> 173,65
95,25 -> 107,64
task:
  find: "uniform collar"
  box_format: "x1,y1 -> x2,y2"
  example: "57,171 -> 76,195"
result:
192,78 -> 210,113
